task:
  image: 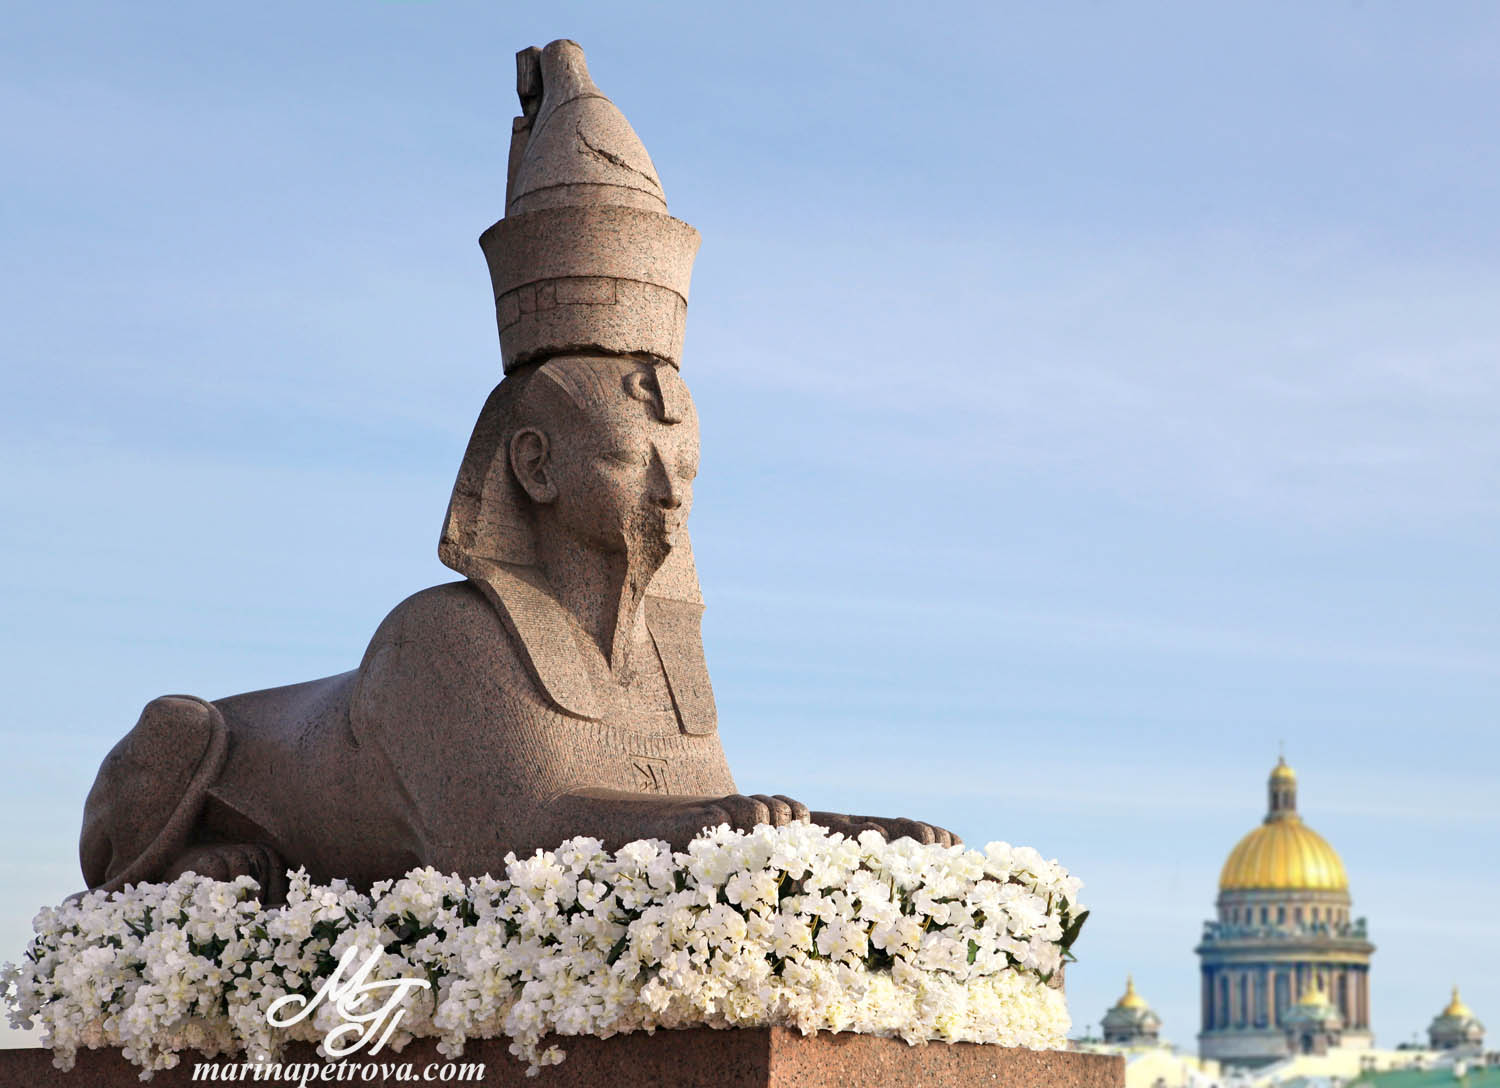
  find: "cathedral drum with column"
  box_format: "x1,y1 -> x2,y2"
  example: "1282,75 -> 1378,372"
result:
1195,758 -> 1375,1067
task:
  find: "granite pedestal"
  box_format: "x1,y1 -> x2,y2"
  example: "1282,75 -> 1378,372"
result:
0,1030 -> 1123,1087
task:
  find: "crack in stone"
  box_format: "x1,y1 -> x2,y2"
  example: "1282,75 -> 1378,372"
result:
574,119 -> 661,191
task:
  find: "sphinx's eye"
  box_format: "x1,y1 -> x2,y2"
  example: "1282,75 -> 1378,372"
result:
604,448 -> 649,467
624,370 -> 661,405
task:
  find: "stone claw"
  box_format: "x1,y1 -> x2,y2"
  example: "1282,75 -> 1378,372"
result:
808,811 -> 961,848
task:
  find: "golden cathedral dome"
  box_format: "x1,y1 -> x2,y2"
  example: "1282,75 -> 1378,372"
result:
1219,818 -> 1348,891
1218,758 -> 1349,892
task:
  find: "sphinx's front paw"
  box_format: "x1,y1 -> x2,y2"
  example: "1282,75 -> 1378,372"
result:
704,793 -> 811,831
807,811 -> 961,848
663,793 -> 812,842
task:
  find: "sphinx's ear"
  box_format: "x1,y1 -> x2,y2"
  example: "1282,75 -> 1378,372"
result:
509,427 -> 557,504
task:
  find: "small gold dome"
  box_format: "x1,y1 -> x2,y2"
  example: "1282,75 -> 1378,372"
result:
1443,986 -> 1474,1020
1297,976 -> 1332,1007
1115,975 -> 1149,1011
1219,759 -> 1349,892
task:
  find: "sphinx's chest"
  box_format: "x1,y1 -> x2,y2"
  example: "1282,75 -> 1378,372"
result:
543,713 -> 737,799
545,595 -> 719,740
611,635 -> 681,735
557,634 -> 734,795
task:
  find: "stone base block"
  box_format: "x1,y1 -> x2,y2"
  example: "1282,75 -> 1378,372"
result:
0,1029 -> 1123,1087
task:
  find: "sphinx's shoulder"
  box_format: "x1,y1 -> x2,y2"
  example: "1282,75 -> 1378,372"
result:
357,579 -> 531,692
371,579 -> 497,641
348,580 -> 563,807
365,571 -> 603,724
350,579 -> 549,750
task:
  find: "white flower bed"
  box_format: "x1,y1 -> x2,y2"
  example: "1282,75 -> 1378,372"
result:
3,823 -> 1086,1077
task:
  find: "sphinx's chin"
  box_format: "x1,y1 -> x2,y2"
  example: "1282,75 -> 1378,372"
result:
621,532 -> 675,574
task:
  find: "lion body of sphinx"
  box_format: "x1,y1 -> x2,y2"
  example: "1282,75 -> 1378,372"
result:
80,578 -> 737,895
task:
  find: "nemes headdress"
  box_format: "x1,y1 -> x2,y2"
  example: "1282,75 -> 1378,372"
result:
480,40 -> 701,371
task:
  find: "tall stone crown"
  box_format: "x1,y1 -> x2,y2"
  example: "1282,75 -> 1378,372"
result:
480,40 -> 701,372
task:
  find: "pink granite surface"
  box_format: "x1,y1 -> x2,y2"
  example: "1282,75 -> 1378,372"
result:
0,1030 -> 1123,1087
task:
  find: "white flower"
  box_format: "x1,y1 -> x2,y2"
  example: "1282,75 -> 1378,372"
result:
2,823 -> 1081,1078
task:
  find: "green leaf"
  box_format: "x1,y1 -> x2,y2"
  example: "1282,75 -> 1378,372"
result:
1061,910 -> 1090,950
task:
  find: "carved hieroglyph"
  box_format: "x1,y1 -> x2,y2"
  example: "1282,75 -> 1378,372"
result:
79,41 -> 955,901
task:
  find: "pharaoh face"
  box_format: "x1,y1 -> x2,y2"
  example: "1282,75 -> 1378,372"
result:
510,357 -> 700,561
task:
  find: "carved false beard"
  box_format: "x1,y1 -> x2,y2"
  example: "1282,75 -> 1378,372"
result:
611,518 -> 681,679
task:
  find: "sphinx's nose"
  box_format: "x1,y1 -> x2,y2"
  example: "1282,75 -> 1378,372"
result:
650,452 -> 685,509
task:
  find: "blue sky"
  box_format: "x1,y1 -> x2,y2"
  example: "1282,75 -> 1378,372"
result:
3,0 -> 1498,1053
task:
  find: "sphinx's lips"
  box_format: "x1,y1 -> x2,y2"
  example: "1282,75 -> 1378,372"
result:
652,510 -> 685,538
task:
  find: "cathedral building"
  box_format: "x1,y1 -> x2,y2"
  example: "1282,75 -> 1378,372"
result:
1196,758 -> 1375,1066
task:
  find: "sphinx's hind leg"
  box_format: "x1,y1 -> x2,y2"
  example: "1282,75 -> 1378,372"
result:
164,842 -> 288,904
80,694 -> 229,891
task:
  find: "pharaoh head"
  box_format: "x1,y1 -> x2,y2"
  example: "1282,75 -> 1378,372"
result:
441,38 -> 705,608
440,356 -> 703,595
507,354 -> 698,571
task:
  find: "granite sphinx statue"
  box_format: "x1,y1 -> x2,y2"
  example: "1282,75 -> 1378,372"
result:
80,40 -> 955,902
